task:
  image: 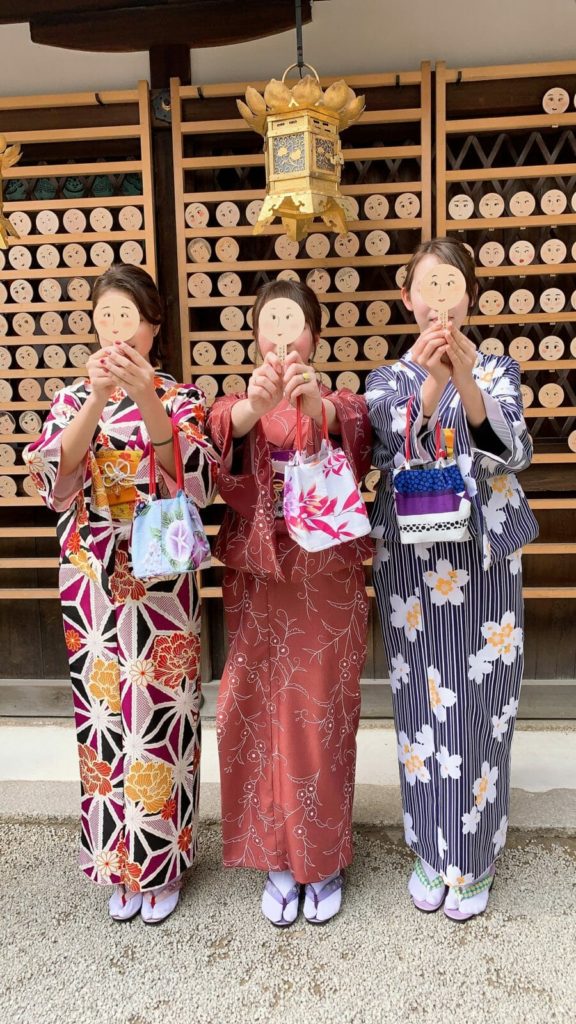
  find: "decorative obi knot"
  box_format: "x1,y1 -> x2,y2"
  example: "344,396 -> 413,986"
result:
94,448 -> 141,518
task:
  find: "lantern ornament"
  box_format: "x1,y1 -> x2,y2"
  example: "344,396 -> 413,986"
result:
237,66 -> 365,241
0,134 -> 22,248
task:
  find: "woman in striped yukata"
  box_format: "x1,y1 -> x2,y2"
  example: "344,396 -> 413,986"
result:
365,238 -> 539,920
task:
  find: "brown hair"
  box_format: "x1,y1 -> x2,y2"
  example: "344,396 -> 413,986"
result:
92,264 -> 163,364
252,279 -> 322,360
403,237 -> 478,307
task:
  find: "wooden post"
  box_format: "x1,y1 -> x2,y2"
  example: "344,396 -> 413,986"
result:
149,45 -> 191,382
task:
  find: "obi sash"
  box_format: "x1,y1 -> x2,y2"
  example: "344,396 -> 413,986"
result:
94,448 -> 141,520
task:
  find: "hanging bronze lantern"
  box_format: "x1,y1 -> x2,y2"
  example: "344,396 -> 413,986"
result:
238,67 -> 365,241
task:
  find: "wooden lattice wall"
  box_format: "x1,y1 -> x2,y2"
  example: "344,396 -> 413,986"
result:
1,61 -> 575,718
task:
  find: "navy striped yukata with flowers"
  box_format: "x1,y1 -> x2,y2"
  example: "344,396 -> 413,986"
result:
365,351 -> 539,884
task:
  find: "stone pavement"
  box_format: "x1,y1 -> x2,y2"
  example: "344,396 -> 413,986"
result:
0,819 -> 574,1024
1,718 -> 575,1024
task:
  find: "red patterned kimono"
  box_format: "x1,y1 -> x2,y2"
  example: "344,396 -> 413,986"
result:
208,390 -> 373,883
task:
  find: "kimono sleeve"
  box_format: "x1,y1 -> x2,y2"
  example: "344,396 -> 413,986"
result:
365,364 -> 427,471
328,388 -> 373,482
207,394 -> 262,516
426,356 -> 533,480
23,386 -> 86,512
136,385 -> 220,508
206,393 -> 239,473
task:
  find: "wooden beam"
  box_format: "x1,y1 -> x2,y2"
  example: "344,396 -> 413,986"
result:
28,0 -> 315,52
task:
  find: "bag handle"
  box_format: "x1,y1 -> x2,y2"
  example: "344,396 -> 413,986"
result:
148,422 -> 185,495
295,396 -> 328,453
404,396 -> 445,462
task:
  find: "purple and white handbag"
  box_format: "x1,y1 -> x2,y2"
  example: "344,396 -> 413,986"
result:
131,426 -> 210,579
392,397 -> 471,544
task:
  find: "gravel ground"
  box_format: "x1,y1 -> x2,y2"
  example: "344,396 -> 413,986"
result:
1,821 -> 575,1024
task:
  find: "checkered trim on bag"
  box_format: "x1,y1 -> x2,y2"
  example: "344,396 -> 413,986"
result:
399,516 -> 471,537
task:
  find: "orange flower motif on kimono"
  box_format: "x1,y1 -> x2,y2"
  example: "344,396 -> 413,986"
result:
152,632 -> 200,689
161,797 -> 177,821
178,420 -> 204,443
78,743 -> 113,797
121,860 -> 143,892
66,531 -> 82,554
69,549 -> 99,582
161,385 -> 180,402
65,628 -> 82,653
76,493 -> 89,526
125,760 -> 173,813
88,658 -> 121,713
178,826 -> 193,853
112,837 -> 142,890
109,549 -> 146,605
192,402 -> 206,424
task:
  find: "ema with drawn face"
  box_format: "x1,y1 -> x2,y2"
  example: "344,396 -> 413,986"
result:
509,240 -> 535,266
479,242 -> 505,267
542,87 -> 569,114
509,191 -> 536,217
478,193 -> 505,219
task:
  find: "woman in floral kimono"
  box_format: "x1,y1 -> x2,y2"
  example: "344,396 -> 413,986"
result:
25,265 -> 219,924
366,238 -> 538,921
208,280 -> 372,926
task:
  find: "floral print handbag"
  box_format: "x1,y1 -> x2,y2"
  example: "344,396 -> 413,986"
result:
283,400 -> 371,552
132,426 -> 210,579
393,396 -> 471,544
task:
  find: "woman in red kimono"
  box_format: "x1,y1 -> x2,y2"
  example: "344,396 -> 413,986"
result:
208,280 -> 372,926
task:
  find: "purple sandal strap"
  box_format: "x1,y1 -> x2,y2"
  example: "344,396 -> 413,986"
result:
264,876 -> 300,911
305,873 -> 344,909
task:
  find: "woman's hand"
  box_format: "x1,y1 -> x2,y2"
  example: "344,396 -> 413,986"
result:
86,348 -> 116,404
101,341 -> 157,406
246,351 -> 284,418
282,350 -> 323,420
446,327 -> 478,390
446,328 -> 486,426
412,322 -> 453,420
411,322 -> 452,389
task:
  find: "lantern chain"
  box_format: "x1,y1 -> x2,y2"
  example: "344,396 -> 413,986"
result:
295,0 -> 304,77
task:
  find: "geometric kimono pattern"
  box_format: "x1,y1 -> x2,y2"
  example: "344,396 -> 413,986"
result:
25,375 -> 219,890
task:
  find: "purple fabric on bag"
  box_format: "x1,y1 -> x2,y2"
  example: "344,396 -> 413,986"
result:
395,491 -> 463,516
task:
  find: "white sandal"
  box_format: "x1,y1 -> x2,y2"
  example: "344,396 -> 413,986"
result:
141,877 -> 182,925
108,885 -> 143,922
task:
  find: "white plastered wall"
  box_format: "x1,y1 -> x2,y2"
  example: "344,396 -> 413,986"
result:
1,0 -> 576,95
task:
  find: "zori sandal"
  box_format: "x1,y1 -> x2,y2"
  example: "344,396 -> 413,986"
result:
141,877 -> 183,925
444,867 -> 495,922
261,873 -> 301,927
408,858 -> 447,913
108,885 -> 143,922
303,872 -> 344,925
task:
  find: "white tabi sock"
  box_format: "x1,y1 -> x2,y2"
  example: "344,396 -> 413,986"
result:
261,870 -> 300,925
303,870 -> 343,923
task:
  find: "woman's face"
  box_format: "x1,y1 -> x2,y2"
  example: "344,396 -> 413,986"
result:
93,288 -> 157,360
402,254 -> 471,332
256,296 -> 316,363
